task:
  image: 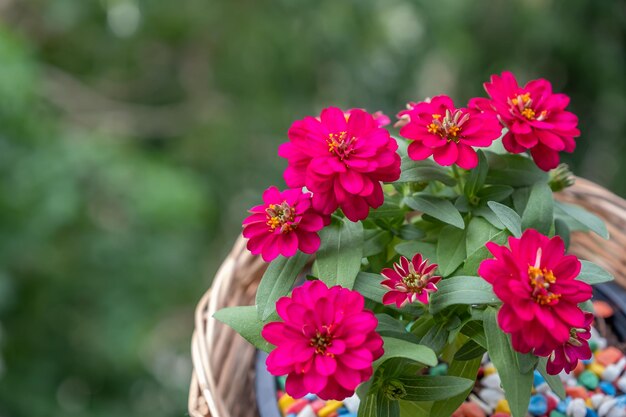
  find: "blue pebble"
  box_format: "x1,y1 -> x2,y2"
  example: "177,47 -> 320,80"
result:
304,393 -> 317,401
338,408 -> 350,415
582,359 -> 593,365
599,381 -> 616,396
528,394 -> 548,416
586,408 -> 598,417
615,395 -> 626,407
557,399 -> 569,413
534,370 -> 546,386
286,414 -> 296,417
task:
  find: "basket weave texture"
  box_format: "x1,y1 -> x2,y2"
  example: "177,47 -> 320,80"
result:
188,178 -> 626,417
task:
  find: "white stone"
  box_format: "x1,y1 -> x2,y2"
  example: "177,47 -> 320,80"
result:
567,398 -> 587,417
599,398 -> 617,417
607,407 -> 626,417
297,405 -> 316,417
536,382 -> 551,393
478,388 -> 504,408
481,373 -> 503,390
469,394 -> 493,414
343,394 -> 360,413
592,394 -> 607,409
603,364 -> 622,382
617,376 -> 626,393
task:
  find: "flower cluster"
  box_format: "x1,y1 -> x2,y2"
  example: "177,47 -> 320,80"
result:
227,72 -> 612,403
262,280 -> 383,400
478,229 -> 593,374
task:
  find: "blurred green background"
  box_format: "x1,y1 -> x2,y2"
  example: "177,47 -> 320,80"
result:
0,0 -> 623,416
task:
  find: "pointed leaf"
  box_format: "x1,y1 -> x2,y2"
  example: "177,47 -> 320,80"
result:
429,276 -> 499,314
256,252 -> 309,320
375,337 -> 438,369
437,226 -> 467,276
405,195 -> 465,229
431,356 -> 482,417
395,375 -> 475,401
555,202 -> 609,239
213,306 -> 273,353
484,306 -> 533,417
537,357 -> 566,399
578,260 -> 614,284
521,182 -> 553,235
488,201 -> 522,237
315,218 -> 363,288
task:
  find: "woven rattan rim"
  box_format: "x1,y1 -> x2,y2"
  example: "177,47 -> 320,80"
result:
188,178 -> 626,417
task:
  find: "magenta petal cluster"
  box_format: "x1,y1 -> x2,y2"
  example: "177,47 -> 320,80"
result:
279,107 -> 401,222
478,229 -> 592,356
542,312 -> 593,375
472,71 -> 580,171
262,280 -> 384,400
398,95 -> 502,169
381,254 -> 441,308
242,186 -> 324,262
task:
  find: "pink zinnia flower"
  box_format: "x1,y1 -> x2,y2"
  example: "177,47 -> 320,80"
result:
381,254 -> 441,308
279,107 -> 401,222
540,312 -> 593,375
478,229 -> 592,354
242,186 -> 324,262
262,280 -> 384,400
472,71 -> 580,171
398,95 -> 502,169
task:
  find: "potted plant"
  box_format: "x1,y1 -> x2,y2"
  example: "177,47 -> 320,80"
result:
205,72 -> 619,417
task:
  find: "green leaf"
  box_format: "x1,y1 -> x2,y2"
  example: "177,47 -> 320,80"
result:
369,202 -> 405,220
466,217 -> 502,255
364,229 -> 393,257
578,260 -> 614,284
436,226 -> 467,276
516,352 -> 539,374
418,320 -> 449,354
430,356 -> 482,417
465,150 -> 488,198
477,185 -> 514,202
255,252 -> 309,320
484,306 -> 533,417
555,218 -> 571,249
395,375 -> 475,401
397,156 -> 456,186
488,201 -> 522,237
485,153 -> 549,186
395,241 -> 437,263
376,314 -> 420,343
461,320 -> 488,349
353,271 -> 385,303
404,195 -> 465,229
473,206 -> 506,230
537,357 -> 566,399
462,229 -> 509,275
213,306 -> 272,353
399,224 -> 425,240
429,276 -> 499,314
521,182 -> 554,235
555,202 -> 609,239
454,339 -> 487,361
375,337 -> 438,369
315,218 -> 363,288
399,400 -> 432,417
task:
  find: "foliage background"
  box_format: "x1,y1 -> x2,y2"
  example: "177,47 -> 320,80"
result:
0,1 -> 623,416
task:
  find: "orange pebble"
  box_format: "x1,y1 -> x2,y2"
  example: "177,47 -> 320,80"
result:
311,400 -> 326,413
284,399 -> 309,415
566,386 -> 589,399
593,301 -> 614,318
452,402 -> 487,417
573,360 -> 585,376
595,346 -> 624,366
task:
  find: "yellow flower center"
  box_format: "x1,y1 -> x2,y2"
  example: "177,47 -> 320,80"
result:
528,265 -> 561,305
265,201 -> 296,233
427,109 -> 469,142
310,327 -> 334,356
509,92 -> 548,121
327,131 -> 357,160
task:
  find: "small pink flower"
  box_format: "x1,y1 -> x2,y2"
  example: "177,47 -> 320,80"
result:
381,254 -> 441,308
398,95 -> 502,169
539,312 -> 593,375
279,107 -> 401,222
242,186 -> 324,262
472,71 -> 580,171
262,280 -> 384,400
478,229 -> 592,354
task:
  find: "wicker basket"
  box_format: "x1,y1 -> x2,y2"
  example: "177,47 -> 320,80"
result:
188,178 -> 626,417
